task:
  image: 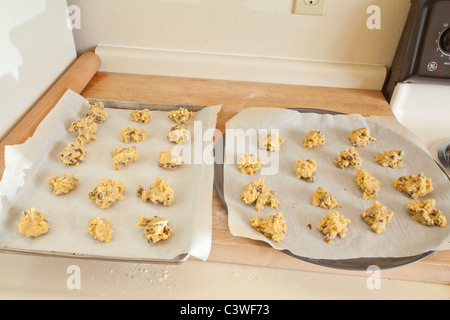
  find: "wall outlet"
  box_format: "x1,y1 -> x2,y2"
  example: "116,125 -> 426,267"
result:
293,0 -> 327,16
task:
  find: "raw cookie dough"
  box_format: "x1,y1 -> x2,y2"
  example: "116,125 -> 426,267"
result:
406,199 -> 447,227
251,212 -> 287,243
354,169 -> 382,200
158,149 -> 184,170
167,107 -> 193,125
136,216 -> 173,243
302,130 -> 325,148
375,149 -> 405,168
120,127 -> 147,143
58,141 -> 86,166
130,108 -> 152,123
260,133 -> 285,151
87,217 -> 113,243
88,178 -> 125,209
295,158 -> 317,182
167,124 -> 191,144
318,212 -> 351,244
48,174 -> 79,196
137,177 -> 175,207
240,177 -> 280,212
334,147 -> 362,169
393,172 -> 433,199
238,153 -> 263,176
17,207 -> 49,238
360,201 -> 393,234
86,101 -> 108,123
110,145 -> 139,170
69,117 -> 97,144
348,127 -> 377,147
312,187 -> 338,209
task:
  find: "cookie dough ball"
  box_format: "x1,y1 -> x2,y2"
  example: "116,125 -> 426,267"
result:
260,133 -> 285,152
318,212 -> 351,244
375,149 -> 404,168
406,199 -> 447,227
251,212 -> 287,243
58,141 -> 86,166
69,117 -> 98,144
167,124 -> 191,144
312,187 -> 338,209
120,127 -> 147,143
86,101 -> 108,123
110,145 -> 139,170
334,147 -> 362,169
361,201 -> 393,234
130,108 -> 152,123
87,217 -> 113,243
348,127 -> 377,147
136,216 -> 173,243
137,177 -> 175,207
354,169 -> 382,200
238,153 -> 263,176
17,207 -> 49,238
393,173 -> 433,199
295,158 -> 317,182
240,177 -> 280,212
158,149 -> 184,170
167,107 -> 193,125
302,130 -> 325,148
88,178 -> 125,209
48,174 -> 79,196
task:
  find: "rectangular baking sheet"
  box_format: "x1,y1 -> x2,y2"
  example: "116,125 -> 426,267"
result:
222,107 -> 450,261
0,90 -> 221,263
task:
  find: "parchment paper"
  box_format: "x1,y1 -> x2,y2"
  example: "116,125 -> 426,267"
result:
0,89 -> 221,262
224,107 -> 450,260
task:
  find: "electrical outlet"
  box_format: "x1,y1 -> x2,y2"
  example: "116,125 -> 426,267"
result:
292,0 -> 327,16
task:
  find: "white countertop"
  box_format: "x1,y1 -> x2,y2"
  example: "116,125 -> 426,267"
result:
1,253 -> 448,300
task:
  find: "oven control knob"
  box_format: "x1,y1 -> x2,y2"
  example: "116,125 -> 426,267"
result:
439,28 -> 450,56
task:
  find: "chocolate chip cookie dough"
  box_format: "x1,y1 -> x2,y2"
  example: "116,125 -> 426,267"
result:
240,177 -> 280,212
167,107 -> 193,125
251,212 -> 286,243
130,108 -> 152,123
354,169 -> 382,200
348,127 -> 377,147
375,149 -> 405,168
58,141 -> 86,166
260,133 -> 285,151
295,158 -> 317,182
69,117 -> 98,144
312,187 -> 338,209
393,173 -> 433,199
360,201 -> 393,234
87,217 -> 113,243
167,124 -> 191,144
136,216 -> 173,243
17,207 -> 49,238
48,174 -> 79,196
88,178 -> 125,209
158,149 -> 184,170
110,145 -> 139,170
302,130 -> 325,148
238,153 -> 263,176
406,199 -> 447,227
86,101 -> 108,123
334,147 -> 362,168
120,127 -> 147,143
137,177 -> 175,207
318,212 -> 351,244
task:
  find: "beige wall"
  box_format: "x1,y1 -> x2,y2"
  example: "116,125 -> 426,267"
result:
68,0 -> 410,67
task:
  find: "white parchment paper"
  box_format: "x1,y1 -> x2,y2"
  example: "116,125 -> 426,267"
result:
224,107 -> 450,260
0,90 -> 221,262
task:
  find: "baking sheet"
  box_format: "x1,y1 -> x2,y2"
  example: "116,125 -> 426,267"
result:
223,107 -> 450,261
0,89 -> 221,262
